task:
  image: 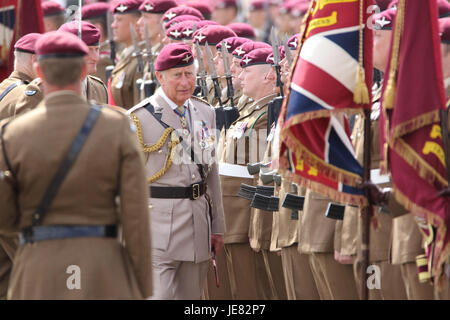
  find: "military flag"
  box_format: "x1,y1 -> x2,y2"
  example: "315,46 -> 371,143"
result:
0,0 -> 44,81
278,0 -> 374,206
379,0 -> 450,285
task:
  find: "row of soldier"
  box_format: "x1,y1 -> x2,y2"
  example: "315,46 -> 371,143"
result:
0,0 -> 449,300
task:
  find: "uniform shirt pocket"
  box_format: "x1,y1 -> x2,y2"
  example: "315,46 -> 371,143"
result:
149,199 -> 173,251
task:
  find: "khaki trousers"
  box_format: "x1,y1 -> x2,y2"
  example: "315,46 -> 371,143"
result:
309,252 -> 359,300
280,245 -> 320,300
260,249 -> 287,300
150,249 -> 209,300
223,243 -> 272,300
400,262 -> 434,300
353,259 -> 407,299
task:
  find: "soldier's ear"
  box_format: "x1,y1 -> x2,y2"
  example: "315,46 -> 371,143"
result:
34,62 -> 43,79
155,71 -> 164,84
80,63 -> 88,81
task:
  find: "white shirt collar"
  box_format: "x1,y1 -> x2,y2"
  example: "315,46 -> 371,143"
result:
159,87 -> 190,111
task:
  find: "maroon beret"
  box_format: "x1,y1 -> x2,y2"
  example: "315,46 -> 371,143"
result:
59,21 -> 101,46
227,22 -> 256,39
186,2 -> 212,17
36,31 -> 89,59
266,49 -> 285,66
440,17 -> 450,44
192,25 -> 236,46
240,47 -> 272,68
177,20 -> 200,39
287,33 -> 299,50
193,20 -> 219,29
82,2 -> 110,20
166,22 -> 185,40
372,8 -> 396,30
438,0 -> 450,18
248,0 -> 266,11
291,2 -> 310,17
214,0 -> 237,9
162,6 -> 204,23
164,14 -> 201,30
42,1 -> 65,17
216,36 -> 251,52
155,43 -> 194,71
232,41 -> 270,59
112,0 -> 143,14
14,33 -> 42,54
139,0 -> 178,14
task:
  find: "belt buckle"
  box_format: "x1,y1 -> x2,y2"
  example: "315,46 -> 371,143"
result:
192,183 -> 200,200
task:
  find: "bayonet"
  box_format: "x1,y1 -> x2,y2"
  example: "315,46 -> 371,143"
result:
270,27 -> 284,97
220,40 -> 234,107
130,23 -> 144,74
220,40 -> 239,129
194,42 -> 208,99
144,23 -> 156,78
106,10 -> 116,66
204,42 -> 223,107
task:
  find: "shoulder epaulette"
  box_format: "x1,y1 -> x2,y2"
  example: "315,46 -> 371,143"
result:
126,97 -> 151,115
191,95 -> 210,106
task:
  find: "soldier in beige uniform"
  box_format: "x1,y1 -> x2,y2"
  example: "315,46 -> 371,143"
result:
0,33 -> 41,120
14,23 -> 108,117
0,31 -> 152,300
127,43 -> 225,300
269,45 -> 320,300
41,1 -> 66,33
82,2 -> 115,83
109,0 -> 144,109
0,33 -> 42,300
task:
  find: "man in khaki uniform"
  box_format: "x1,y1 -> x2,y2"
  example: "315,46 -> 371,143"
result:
82,2 -> 115,83
268,45 -> 320,300
127,43 -> 225,300
109,0 -> 144,109
14,23 -> 109,117
0,33 -> 41,120
0,33 -> 42,299
0,31 -> 152,300
243,49 -> 287,300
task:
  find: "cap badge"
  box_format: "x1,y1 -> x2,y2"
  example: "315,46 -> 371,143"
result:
144,4 -> 154,11
165,12 -> 177,20
242,56 -> 252,65
170,29 -> 181,38
183,28 -> 194,37
235,47 -> 245,56
182,54 -> 192,62
195,33 -> 206,42
116,4 -> 128,12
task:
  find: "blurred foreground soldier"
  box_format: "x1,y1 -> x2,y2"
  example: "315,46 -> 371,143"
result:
0,33 -> 41,120
212,0 -> 238,26
14,22 -> 108,116
0,31 -> 152,300
109,0 -> 143,109
42,1 -> 66,33
82,2 -> 114,83
0,32 -> 41,299
127,43 -> 225,299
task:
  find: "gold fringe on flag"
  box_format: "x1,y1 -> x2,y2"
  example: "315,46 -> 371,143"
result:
353,0 -> 370,105
383,0 -> 406,109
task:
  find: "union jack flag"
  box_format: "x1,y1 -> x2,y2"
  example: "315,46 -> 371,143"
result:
278,0 -> 373,206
